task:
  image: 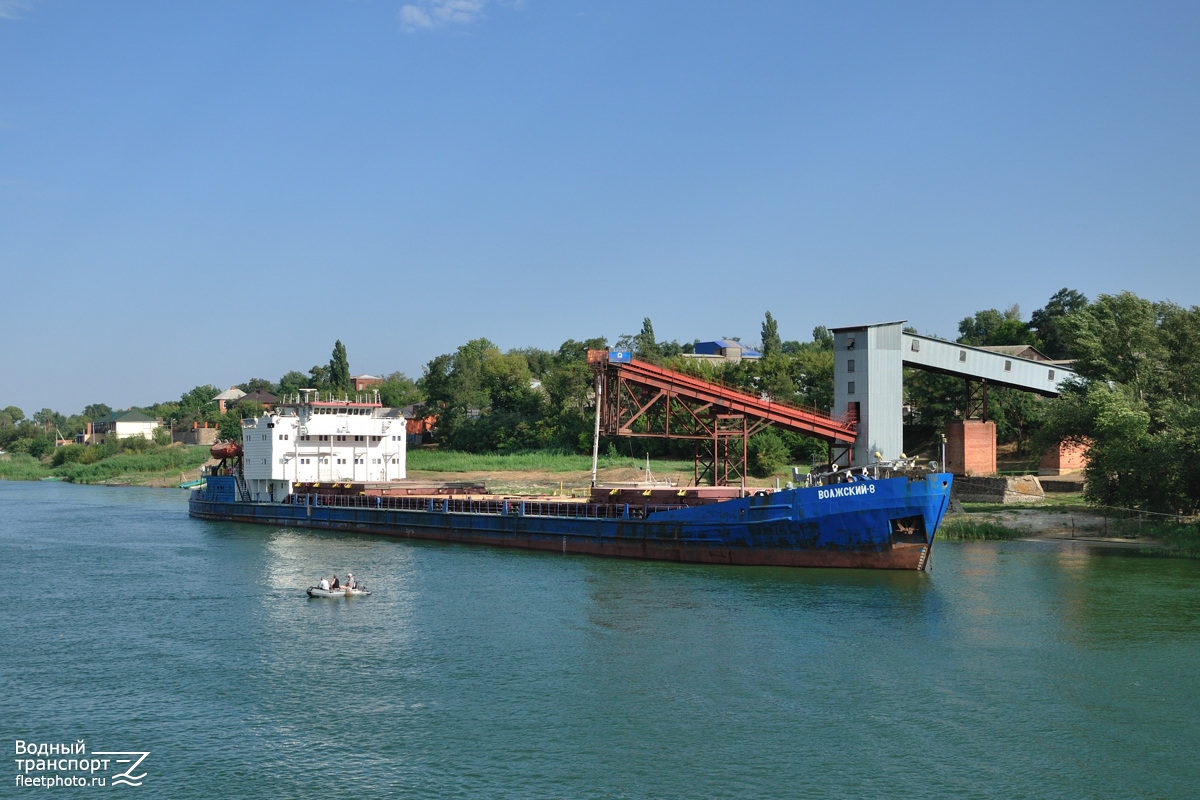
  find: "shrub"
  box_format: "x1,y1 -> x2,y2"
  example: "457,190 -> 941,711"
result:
51,444 -> 85,466
748,430 -> 790,478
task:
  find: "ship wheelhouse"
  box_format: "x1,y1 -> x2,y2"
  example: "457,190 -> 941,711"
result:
240,392 -> 407,502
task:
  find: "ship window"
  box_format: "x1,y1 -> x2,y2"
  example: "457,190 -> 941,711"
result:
911,339 -> 920,352
847,359 -> 855,373
847,381 -> 855,395
1004,360 -> 1012,372
959,350 -> 966,362
1049,369 -> 1055,381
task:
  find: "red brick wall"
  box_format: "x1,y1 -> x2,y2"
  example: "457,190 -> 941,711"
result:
1039,441 -> 1088,475
945,419 -> 996,476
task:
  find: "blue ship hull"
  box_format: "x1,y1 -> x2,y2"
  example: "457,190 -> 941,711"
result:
190,473 -> 952,570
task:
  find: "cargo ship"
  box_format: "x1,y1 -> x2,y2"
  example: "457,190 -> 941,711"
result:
188,388 -> 952,570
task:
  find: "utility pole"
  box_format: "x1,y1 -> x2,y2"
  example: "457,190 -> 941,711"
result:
590,371 -> 602,487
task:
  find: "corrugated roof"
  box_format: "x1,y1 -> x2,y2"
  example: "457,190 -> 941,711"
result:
693,340 -> 762,357
829,321 -> 907,333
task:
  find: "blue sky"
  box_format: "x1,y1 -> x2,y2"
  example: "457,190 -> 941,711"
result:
3,0 -> 1198,416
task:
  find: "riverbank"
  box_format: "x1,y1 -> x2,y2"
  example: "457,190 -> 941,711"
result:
0,444 -> 212,486
946,497 -> 1200,558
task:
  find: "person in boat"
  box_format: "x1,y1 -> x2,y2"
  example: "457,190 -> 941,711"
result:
330,575 -> 340,590
318,577 -> 330,591
346,572 -> 355,590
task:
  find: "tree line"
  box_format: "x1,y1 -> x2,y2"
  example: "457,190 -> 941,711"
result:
4,291 -> 1199,513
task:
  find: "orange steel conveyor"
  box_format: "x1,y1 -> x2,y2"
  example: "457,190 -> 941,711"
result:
591,351 -> 858,444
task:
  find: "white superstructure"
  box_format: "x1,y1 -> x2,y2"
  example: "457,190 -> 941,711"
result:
240,390 -> 407,501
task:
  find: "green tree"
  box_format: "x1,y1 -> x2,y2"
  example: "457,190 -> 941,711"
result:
957,305 -> 1036,347
1038,291 -> 1200,514
277,370 -> 309,400
179,385 -> 222,415
82,403 -> 112,421
1030,288 -> 1088,359
760,311 -> 781,358
32,408 -> 65,433
218,401 -> 261,443
328,340 -> 351,393
619,317 -> 662,362
1066,291 -> 1164,402
419,338 -> 548,452
378,372 -> 422,409
239,377 -> 279,395
1154,302 -> 1200,405
308,364 -> 330,390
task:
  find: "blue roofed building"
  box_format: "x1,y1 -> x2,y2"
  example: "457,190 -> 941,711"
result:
688,339 -> 762,363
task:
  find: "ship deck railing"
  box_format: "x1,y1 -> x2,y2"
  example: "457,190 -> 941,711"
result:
279,492 -> 691,520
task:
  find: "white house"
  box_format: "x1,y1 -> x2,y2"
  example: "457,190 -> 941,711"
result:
86,409 -> 162,443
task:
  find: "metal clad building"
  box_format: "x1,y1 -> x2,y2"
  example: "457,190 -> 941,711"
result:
832,321 -> 1076,466
833,321 -> 905,467
901,334 -> 1066,394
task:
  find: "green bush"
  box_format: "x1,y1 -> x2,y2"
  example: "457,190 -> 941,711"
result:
748,430 -> 789,478
51,444 -> 85,466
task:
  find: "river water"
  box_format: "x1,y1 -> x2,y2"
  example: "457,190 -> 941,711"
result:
3,480 -> 1198,798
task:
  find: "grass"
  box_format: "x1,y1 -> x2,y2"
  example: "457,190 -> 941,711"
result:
961,493 -> 1092,514
937,516 -> 1029,541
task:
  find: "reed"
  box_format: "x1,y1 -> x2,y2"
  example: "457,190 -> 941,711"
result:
0,454 -> 52,480
55,446 -> 210,483
936,516 -> 1027,540
1136,521 -> 1200,559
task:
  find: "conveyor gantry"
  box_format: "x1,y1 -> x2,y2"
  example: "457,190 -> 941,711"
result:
588,350 -> 856,486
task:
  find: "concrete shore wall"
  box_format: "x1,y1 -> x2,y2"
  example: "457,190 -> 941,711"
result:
953,475 -> 1045,504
